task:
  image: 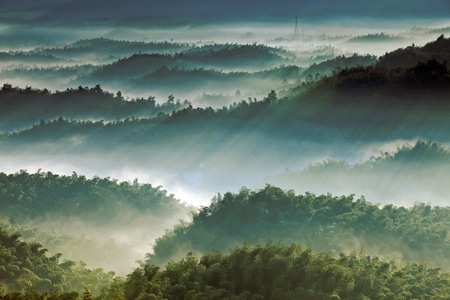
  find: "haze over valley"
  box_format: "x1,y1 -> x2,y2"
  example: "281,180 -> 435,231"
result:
1,1 -> 450,299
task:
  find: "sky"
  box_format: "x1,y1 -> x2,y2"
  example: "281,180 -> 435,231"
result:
0,0 -> 449,25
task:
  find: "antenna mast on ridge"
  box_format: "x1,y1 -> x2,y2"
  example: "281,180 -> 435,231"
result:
294,15 -> 299,40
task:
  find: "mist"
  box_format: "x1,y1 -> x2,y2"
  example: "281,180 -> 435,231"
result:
1,2 -> 450,296
0,19 -> 448,105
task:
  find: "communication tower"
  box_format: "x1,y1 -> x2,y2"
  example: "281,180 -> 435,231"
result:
294,15 -> 299,40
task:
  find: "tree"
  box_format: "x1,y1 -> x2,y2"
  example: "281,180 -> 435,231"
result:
82,287 -> 93,300
265,90 -> 277,103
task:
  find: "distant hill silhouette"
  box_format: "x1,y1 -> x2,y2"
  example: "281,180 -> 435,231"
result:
378,34 -> 450,68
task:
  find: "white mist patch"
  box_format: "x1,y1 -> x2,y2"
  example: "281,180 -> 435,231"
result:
267,140 -> 450,207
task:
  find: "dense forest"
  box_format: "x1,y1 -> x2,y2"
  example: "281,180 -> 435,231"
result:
127,243 -> 450,300
4,241 -> 450,299
145,184 -> 450,270
1,22 -> 450,299
0,171 -> 192,273
0,84 -> 190,131
0,170 -> 190,223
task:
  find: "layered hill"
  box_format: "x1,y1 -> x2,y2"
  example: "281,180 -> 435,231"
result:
0,171 -> 192,272
145,184 -> 450,272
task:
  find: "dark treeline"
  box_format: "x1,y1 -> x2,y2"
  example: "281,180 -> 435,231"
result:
174,43 -> 293,69
1,40 -> 303,107
325,58 -> 450,91
30,38 -> 193,62
302,53 -> 377,80
0,170 -> 189,223
297,35 -> 450,93
3,82 -> 448,149
2,36 -> 450,145
347,33 -> 404,43
378,34 -> 450,68
131,65 -> 302,94
0,84 -> 190,131
1,65 -> 95,80
0,51 -> 67,64
78,43 -> 299,98
35,41 -> 293,70
145,185 -> 450,270
303,35 -> 450,93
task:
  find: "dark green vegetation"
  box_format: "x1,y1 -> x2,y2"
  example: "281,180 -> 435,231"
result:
0,170 -> 187,223
0,84 -> 190,131
126,243 -> 450,300
0,218 -> 140,278
3,186 -> 450,299
146,185 -> 450,270
4,243 -> 450,299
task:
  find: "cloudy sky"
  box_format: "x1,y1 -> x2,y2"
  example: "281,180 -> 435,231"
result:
0,0 -> 449,25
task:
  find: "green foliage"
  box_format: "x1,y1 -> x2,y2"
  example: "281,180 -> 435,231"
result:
0,170 -> 186,223
129,243 -> 450,300
93,277 -> 125,300
0,227 -> 115,296
146,184 -> 450,270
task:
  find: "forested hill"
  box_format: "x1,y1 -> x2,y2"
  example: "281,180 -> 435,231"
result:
2,37 -> 449,145
32,38 -> 192,62
87,43 -> 292,79
0,171 -> 193,273
268,140 -> 450,206
378,34 -> 450,68
126,243 -> 450,300
0,170 -> 190,223
0,84 -> 190,131
305,34 -> 450,94
146,185 -> 450,270
0,227 -> 116,296
4,239 -> 450,299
